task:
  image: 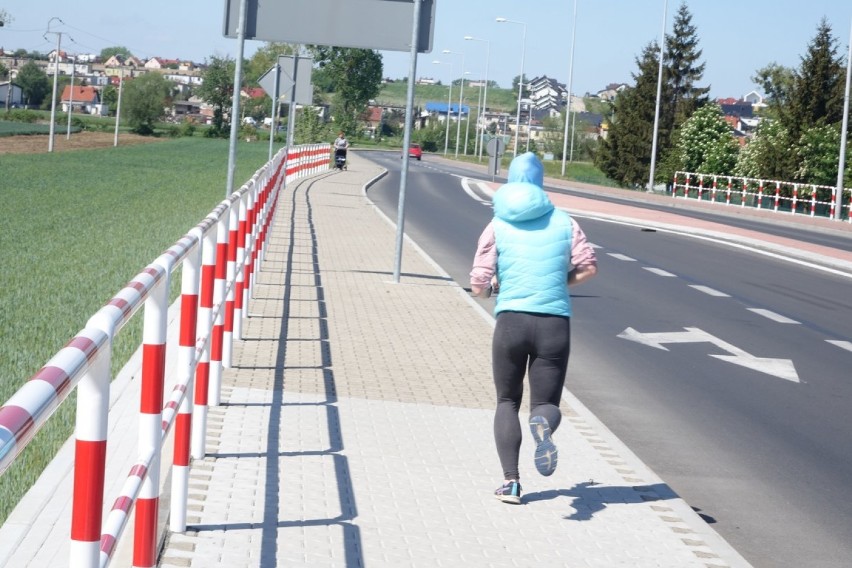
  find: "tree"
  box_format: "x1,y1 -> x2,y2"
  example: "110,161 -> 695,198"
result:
123,72 -> 173,135
245,42 -> 298,85
197,55 -> 237,136
309,46 -> 382,136
595,43 -> 661,187
662,2 -> 709,132
752,62 -> 795,110
15,62 -> 50,107
675,103 -> 739,175
795,123 -> 852,186
101,85 -> 119,111
511,74 -> 530,98
294,107 -> 331,144
100,46 -> 132,61
784,19 -> 845,144
653,1 -> 710,184
734,119 -> 795,180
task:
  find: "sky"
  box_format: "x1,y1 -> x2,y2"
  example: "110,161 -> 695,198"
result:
1,1 -> 850,99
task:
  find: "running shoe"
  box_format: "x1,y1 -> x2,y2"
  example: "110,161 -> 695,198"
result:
494,480 -> 522,504
529,415 -> 558,476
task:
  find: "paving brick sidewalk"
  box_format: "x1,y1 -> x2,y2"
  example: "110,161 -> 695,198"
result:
157,153 -> 752,568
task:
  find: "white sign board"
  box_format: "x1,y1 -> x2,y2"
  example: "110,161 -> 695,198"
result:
257,56 -> 313,105
223,0 -> 435,53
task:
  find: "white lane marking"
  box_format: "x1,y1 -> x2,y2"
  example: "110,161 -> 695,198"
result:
618,326 -> 800,382
608,253 -> 636,262
644,267 -> 676,277
826,340 -> 852,353
689,285 -> 730,297
747,308 -> 801,324
590,243 -> 603,249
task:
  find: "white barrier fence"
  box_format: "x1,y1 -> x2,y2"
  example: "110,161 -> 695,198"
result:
0,144 -> 332,567
672,171 -> 852,222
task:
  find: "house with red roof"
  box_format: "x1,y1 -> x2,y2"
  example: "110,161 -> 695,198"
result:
60,85 -> 107,116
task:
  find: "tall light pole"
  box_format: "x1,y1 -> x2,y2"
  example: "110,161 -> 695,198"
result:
560,0 -> 578,176
834,17 -> 851,221
465,35 -> 491,161
496,17 -> 527,156
443,49 -> 465,158
463,71 -> 477,155
648,0 -> 668,192
432,59 -> 453,156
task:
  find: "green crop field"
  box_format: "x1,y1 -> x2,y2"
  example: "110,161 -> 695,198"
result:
0,137 -> 283,524
0,121 -> 54,136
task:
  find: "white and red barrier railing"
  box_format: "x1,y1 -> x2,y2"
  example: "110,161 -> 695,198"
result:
0,143 -> 331,567
672,171 -> 851,222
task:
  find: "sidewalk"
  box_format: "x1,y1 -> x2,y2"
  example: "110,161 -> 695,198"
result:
154,152 -> 753,568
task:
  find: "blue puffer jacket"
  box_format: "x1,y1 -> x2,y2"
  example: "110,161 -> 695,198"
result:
492,152 -> 574,317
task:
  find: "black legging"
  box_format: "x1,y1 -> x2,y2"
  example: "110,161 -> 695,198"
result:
492,311 -> 571,480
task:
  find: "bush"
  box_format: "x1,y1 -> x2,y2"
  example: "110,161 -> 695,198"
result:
3,109 -> 41,123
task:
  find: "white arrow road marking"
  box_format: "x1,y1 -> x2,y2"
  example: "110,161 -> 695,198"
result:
618,326 -> 800,383
827,340 -> 852,353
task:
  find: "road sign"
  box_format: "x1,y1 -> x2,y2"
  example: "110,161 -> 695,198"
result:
618,326 -> 800,383
223,0 -> 435,53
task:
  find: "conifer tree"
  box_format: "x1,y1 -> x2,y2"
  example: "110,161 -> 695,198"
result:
596,43 -> 661,187
784,18 -> 845,144
663,2 -> 709,129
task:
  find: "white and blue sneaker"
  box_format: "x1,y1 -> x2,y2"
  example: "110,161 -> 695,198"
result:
494,480 -> 522,504
529,416 -> 558,477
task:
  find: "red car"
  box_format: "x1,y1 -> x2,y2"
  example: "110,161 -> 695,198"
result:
406,143 -> 422,161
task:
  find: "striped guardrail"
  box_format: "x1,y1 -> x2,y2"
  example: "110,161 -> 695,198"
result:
672,171 -> 851,222
0,143 -> 332,568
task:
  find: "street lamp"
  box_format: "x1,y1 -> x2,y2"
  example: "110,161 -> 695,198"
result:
496,17 -> 527,156
648,0 -> 668,192
463,71 -> 478,155
432,59 -> 454,156
443,49 -> 465,158
561,0 -> 578,176
465,35 -> 491,161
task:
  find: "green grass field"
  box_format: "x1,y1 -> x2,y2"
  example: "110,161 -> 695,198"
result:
0,137 -> 283,524
0,121 -> 54,136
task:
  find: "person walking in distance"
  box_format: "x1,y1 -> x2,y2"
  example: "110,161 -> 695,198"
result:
333,131 -> 350,170
470,152 -> 598,504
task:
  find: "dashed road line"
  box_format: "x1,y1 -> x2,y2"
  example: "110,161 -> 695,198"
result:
608,253 -> 637,262
689,285 -> 730,297
643,267 -> 677,277
748,308 -> 801,324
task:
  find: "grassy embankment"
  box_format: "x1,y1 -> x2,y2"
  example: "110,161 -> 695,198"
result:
0,137 -> 279,524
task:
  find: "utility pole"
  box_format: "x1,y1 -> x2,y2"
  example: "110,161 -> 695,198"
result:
113,67 -> 124,147
44,18 -> 65,153
66,55 -> 75,139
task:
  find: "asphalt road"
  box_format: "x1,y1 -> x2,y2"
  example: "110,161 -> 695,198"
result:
362,151 -> 852,568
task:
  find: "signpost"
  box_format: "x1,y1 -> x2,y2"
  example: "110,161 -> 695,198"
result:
486,137 -> 506,180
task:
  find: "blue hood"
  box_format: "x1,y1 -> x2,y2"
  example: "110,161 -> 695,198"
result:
492,152 -> 553,222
